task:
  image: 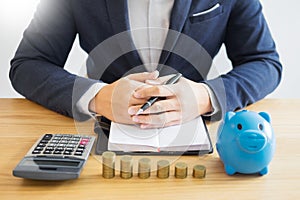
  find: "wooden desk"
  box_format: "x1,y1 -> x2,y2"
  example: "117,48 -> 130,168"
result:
0,99 -> 299,199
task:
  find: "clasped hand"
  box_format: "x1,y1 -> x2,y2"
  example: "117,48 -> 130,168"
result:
92,71 -> 212,128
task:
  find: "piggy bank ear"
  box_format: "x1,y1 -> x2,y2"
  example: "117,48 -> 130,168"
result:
259,112 -> 271,123
225,112 -> 235,121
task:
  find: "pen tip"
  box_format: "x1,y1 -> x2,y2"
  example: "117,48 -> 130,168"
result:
136,109 -> 143,116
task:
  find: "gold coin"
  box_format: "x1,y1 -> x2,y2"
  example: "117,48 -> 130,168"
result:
193,165 -> 206,179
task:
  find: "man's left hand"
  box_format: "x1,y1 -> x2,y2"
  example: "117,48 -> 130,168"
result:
128,75 -> 212,129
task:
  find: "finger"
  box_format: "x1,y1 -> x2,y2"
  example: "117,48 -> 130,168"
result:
133,83 -> 153,92
128,84 -> 153,106
140,120 -> 181,129
126,71 -> 159,82
128,99 -> 180,115
133,85 -> 175,99
145,74 -> 176,85
132,111 -> 181,125
129,96 -> 148,106
145,79 -> 162,85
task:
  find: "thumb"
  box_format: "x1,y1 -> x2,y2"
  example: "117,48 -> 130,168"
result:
126,70 -> 159,82
145,74 -> 174,85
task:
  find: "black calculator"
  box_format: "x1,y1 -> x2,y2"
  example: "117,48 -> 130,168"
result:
13,134 -> 95,180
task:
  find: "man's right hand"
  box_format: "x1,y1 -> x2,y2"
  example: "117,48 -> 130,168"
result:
89,71 -> 159,124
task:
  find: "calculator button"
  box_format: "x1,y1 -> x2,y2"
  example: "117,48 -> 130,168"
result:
76,148 -> 84,153
78,145 -> 86,149
80,140 -> 89,145
55,134 -> 63,137
66,144 -> 77,148
63,135 -> 72,139
48,143 -> 57,147
37,143 -> 46,148
55,147 -> 64,151
32,150 -> 41,154
40,140 -> 49,144
45,147 -> 55,151
74,152 -> 83,156
63,151 -> 72,155
80,142 -> 88,146
60,140 -> 69,144
69,141 -> 78,145
53,151 -> 63,155
35,147 -> 44,151
42,134 -> 53,140
65,147 -> 74,152
43,150 -> 52,154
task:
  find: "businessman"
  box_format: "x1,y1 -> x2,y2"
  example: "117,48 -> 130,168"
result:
10,0 -> 282,129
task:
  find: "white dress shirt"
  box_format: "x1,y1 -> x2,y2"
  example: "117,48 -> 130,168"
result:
77,0 -> 219,117
128,0 -> 174,71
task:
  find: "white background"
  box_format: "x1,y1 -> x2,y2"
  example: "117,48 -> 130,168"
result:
0,0 -> 298,98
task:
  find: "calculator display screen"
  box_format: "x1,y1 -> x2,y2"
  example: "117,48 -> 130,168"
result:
23,160 -> 80,167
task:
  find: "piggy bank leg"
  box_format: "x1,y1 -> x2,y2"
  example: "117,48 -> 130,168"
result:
259,167 -> 268,176
224,165 -> 236,175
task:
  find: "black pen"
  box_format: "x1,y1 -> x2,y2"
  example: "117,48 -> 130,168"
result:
135,73 -> 182,115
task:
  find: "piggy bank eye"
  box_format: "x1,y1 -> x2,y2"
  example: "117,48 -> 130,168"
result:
237,124 -> 243,130
259,124 -> 264,130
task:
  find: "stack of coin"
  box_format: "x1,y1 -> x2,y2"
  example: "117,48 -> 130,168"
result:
120,155 -> 133,179
138,158 -> 151,179
157,160 -> 170,179
193,165 -> 206,179
175,162 -> 188,179
102,151 -> 116,179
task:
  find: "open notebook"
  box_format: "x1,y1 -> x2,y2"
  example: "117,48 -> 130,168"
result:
107,116 -> 212,153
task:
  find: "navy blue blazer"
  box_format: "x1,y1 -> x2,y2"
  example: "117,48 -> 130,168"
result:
10,0 -> 282,121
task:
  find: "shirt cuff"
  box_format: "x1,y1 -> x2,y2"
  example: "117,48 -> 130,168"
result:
76,82 -> 107,118
201,83 -> 220,117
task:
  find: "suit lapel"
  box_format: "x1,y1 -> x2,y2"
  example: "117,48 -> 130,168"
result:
169,0 -> 193,33
105,0 -> 193,73
105,0 -> 143,71
158,0 -> 193,68
105,0 -> 129,34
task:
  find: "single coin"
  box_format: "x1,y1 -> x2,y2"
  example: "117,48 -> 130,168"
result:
193,165 -> 206,179
175,162 -> 188,179
157,160 -> 170,179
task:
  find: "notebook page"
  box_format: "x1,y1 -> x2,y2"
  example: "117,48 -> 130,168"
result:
158,117 -> 209,149
108,123 -> 159,147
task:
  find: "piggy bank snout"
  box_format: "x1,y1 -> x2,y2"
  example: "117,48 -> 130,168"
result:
237,130 -> 267,153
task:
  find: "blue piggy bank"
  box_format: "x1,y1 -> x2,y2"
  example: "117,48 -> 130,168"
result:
216,110 -> 275,175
